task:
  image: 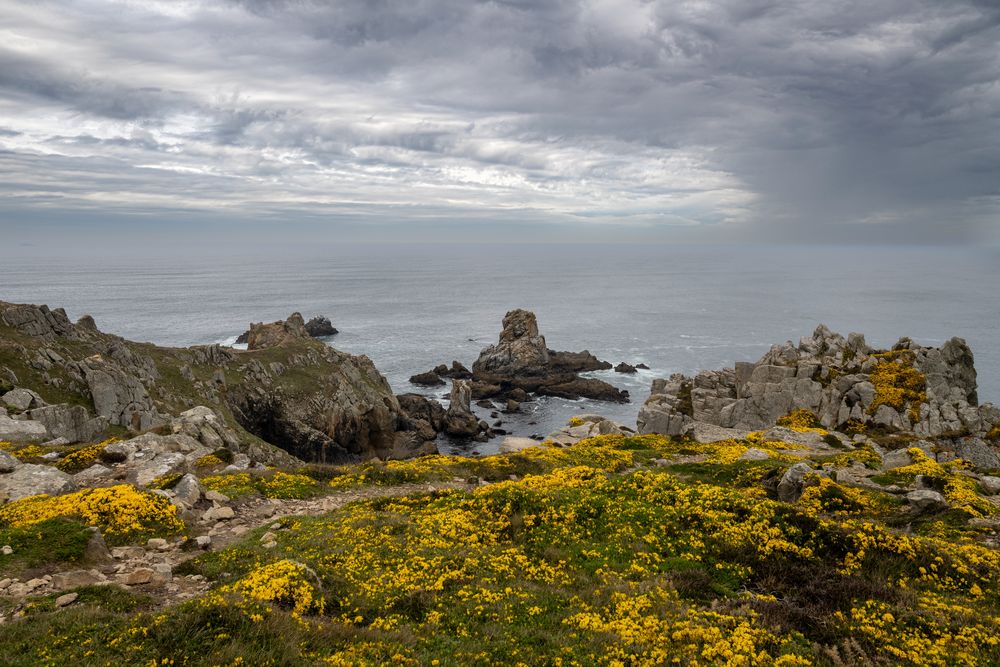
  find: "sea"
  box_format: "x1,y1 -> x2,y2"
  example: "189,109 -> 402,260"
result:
2,244 -> 998,455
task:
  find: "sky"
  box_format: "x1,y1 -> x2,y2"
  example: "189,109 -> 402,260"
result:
0,0 -> 998,246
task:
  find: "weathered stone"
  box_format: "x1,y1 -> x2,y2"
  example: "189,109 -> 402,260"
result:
443,380 -> 481,437
51,570 -> 102,589
203,506 -> 235,521
906,489 -> 947,513
55,593 -> 79,607
73,464 -> 112,486
0,414 -> 49,443
953,438 -> 1000,470
0,464 -> 75,501
2,388 -> 45,411
120,568 -> 154,585
499,437 -> 541,454
740,448 -> 771,461
686,422 -> 748,444
27,404 -> 108,444
173,473 -> 204,506
777,462 -> 817,502
979,475 -> 1000,495
0,450 -> 20,474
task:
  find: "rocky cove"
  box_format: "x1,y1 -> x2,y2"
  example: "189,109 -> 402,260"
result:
2,298 -> 1000,664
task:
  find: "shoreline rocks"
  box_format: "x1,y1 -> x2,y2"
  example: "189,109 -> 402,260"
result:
235,313 -> 338,345
638,324 -> 998,440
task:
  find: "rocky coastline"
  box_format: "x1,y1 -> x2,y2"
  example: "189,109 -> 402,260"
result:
2,301 -> 1000,663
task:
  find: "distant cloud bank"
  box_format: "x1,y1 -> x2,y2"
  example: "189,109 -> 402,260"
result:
0,0 -> 997,243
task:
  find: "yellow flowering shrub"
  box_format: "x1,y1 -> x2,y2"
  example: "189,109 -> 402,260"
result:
776,408 -> 825,432
825,444 -> 883,469
0,484 -> 184,543
55,438 -> 117,472
224,559 -> 324,617
797,477 -> 872,517
868,351 -> 927,422
194,453 -> 225,468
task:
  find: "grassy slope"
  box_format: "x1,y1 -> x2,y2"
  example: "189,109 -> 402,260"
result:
1,433 -> 998,667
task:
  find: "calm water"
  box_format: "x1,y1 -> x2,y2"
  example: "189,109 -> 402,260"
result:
2,244 -> 998,454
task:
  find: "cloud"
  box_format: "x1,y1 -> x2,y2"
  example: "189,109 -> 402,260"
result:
0,0 -> 997,243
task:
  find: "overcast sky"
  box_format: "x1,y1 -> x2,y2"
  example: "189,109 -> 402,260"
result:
1,0 -> 998,245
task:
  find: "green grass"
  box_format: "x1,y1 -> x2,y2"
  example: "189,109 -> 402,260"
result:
0,518 -> 93,576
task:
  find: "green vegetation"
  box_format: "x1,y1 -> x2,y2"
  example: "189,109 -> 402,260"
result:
2,432 -> 999,666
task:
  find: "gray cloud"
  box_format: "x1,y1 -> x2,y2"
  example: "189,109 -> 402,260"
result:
0,0 -> 997,243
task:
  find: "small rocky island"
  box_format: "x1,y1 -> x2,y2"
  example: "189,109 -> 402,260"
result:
412,309 -> 627,403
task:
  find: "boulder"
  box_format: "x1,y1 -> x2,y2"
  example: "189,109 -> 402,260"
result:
0,414 -> 49,443
979,475 -> 1000,495
73,464 -> 112,486
0,450 -> 20,473
905,489 -> 948,513
304,316 -> 338,338
26,404 -> 108,444
443,380 -> 481,438
776,462 -> 817,502
2,388 -> 45,411
173,473 -> 204,506
409,371 -> 445,387
81,357 -> 159,431
614,362 -> 637,374
953,437 -> 1000,470
686,422 -> 749,444
0,464 -> 76,501
499,437 -> 541,453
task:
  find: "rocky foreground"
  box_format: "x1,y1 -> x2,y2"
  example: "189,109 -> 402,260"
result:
1,305 -> 1000,665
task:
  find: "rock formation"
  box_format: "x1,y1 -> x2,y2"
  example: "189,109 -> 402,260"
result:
443,380 -> 484,438
638,325 -> 999,441
235,313 -> 338,345
0,302 -> 434,470
466,310 -> 627,402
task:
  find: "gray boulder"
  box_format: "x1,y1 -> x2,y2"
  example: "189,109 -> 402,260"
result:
777,462 -> 818,502
82,357 -> 160,431
443,380 -> 481,437
905,489 -> 947,513
0,414 -> 49,442
73,464 -> 113,486
0,464 -> 76,501
953,438 -> 1000,470
499,437 -> 542,454
173,473 -> 204,507
2,388 -> 45,411
686,421 -> 748,444
27,404 -> 108,444
0,449 -> 21,473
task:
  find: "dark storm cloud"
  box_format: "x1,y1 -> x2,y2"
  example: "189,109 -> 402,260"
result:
0,0 -> 997,242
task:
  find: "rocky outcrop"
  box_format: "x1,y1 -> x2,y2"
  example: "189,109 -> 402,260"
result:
304,316 -> 338,338
638,325 -> 998,439
409,361 -> 472,387
468,310 -> 627,403
443,380 -> 485,438
236,314 -> 338,345
27,404 -> 108,444
0,301 -> 435,468
0,464 -> 76,502
245,313 -> 311,350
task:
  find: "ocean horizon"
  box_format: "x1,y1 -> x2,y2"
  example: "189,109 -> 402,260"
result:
3,243 -> 997,453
